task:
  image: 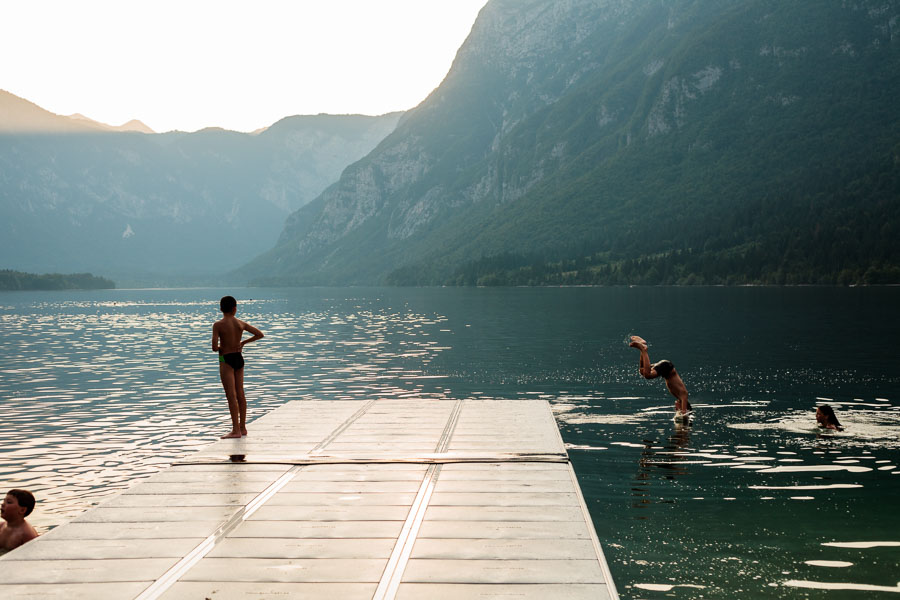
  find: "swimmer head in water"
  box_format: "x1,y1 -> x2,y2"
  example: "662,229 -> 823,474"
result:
816,404 -> 843,431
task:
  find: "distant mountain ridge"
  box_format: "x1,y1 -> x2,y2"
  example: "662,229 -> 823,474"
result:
0,90 -> 153,134
67,112 -> 155,134
245,0 -> 900,286
0,89 -> 402,285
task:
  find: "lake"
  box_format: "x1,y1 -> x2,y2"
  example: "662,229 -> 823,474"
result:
1,286 -> 898,597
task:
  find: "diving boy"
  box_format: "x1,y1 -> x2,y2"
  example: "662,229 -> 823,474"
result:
1,489 -> 38,551
212,296 -> 264,439
629,335 -> 692,415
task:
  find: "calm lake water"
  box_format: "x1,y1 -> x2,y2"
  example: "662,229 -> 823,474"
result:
1,286 -> 898,597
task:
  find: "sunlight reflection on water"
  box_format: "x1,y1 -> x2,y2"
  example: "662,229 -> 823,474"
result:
554,385 -> 900,597
2,286 -> 899,599
0,292 -> 462,531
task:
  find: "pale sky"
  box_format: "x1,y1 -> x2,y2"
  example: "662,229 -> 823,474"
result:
1,0 -> 489,133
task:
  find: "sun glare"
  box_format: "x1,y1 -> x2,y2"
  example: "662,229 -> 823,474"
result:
1,0 -> 489,132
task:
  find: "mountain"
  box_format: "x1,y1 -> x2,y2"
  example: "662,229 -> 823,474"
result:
246,0 -> 900,286
117,119 -> 155,134
0,91 -> 154,134
1,90 -> 104,134
0,91 -> 402,286
68,113 -> 156,134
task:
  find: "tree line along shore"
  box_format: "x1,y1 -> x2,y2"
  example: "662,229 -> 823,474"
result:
0,270 -> 115,291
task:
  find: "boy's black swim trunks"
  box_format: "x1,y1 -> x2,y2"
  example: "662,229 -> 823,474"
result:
219,352 -> 245,370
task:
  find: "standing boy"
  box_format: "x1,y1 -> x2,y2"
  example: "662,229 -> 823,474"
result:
629,335 -> 692,416
212,296 -> 264,438
1,489 -> 38,551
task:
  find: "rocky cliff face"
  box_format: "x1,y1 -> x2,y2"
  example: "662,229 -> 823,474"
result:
251,0 -> 900,285
258,0 -> 632,280
0,95 -> 401,284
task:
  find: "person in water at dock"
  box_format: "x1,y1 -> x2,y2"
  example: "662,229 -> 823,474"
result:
212,295 -> 264,439
0,489 -> 38,551
816,404 -> 844,431
629,335 -> 692,415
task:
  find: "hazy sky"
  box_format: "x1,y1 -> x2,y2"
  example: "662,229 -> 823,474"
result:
1,0 -> 489,133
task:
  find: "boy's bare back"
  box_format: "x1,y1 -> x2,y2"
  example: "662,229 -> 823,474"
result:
212,315 -> 258,355
663,372 -> 689,406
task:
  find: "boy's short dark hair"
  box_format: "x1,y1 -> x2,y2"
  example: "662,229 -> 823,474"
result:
8,489 -> 35,517
220,296 -> 237,313
653,360 -> 675,378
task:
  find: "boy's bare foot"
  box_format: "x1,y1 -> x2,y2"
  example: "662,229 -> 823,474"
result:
629,335 -> 648,350
221,431 -> 242,439
241,427 -> 248,436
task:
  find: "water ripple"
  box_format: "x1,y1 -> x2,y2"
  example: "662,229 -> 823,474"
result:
0,290 -> 457,532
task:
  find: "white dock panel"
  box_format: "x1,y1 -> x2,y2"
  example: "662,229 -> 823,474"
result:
0,400 -> 618,600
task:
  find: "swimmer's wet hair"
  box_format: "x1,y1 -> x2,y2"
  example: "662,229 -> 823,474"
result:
220,296 -> 237,313
7,489 -> 35,517
652,360 -> 675,378
818,404 -> 844,431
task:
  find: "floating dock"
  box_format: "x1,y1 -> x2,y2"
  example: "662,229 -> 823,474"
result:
0,399 -> 619,599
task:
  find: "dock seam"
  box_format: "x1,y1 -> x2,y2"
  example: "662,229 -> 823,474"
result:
132,464 -> 304,600
136,400 -> 381,599
310,399 -> 377,453
372,463 -> 442,600
372,399 -> 463,599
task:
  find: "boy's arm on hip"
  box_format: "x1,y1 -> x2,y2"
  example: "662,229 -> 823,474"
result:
242,321 -> 264,338
240,321 -> 264,347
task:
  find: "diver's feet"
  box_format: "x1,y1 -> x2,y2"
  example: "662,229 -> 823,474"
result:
221,431 -> 242,439
629,335 -> 648,350
240,427 -> 248,437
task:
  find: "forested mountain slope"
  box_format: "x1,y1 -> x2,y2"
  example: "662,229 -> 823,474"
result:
247,0 -> 900,286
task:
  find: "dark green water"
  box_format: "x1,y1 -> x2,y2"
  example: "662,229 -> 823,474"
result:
1,286 -> 898,597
